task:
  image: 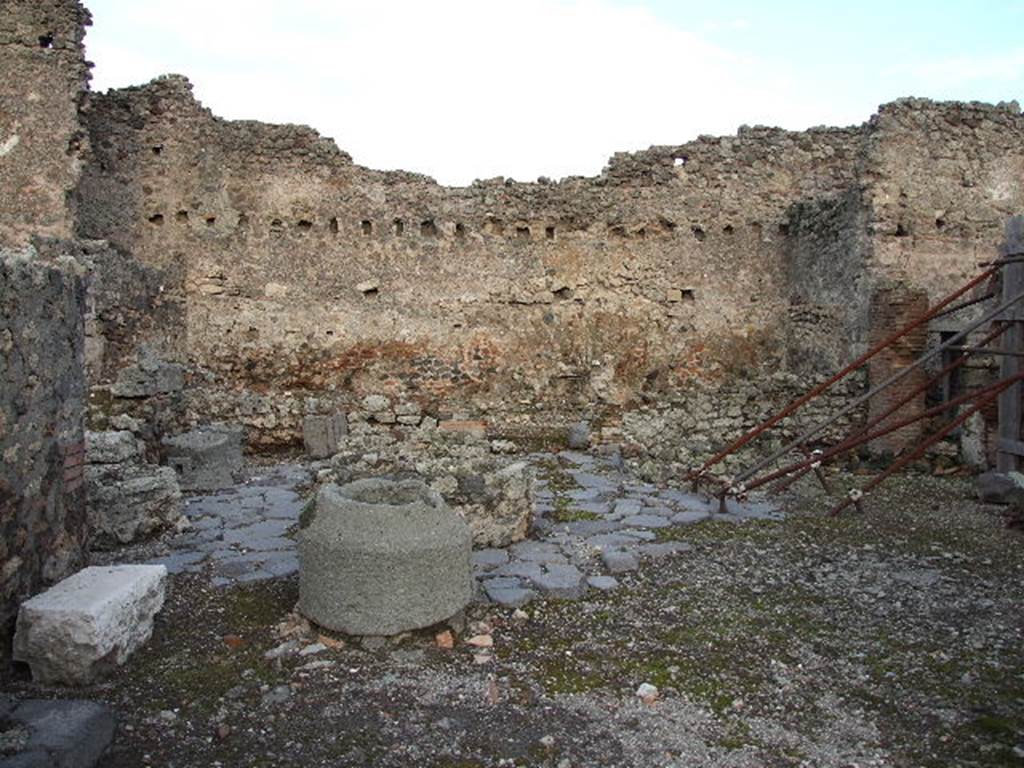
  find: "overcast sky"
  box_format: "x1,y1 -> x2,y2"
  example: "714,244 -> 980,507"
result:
83,1 -> 1024,186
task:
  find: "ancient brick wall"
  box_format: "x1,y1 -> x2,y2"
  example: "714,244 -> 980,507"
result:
865,282 -> 931,455
0,248 -> 87,658
0,0 -> 91,247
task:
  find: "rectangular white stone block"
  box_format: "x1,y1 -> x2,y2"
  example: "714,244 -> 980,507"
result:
13,564 -> 167,685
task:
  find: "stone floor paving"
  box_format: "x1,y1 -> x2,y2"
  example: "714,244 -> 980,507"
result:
144,451 -> 780,600
144,464 -> 308,587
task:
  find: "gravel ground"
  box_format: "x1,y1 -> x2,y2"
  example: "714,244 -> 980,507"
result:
4,467 -> 1023,767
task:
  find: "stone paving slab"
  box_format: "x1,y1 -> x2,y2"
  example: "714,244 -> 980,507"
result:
140,452 -> 781,603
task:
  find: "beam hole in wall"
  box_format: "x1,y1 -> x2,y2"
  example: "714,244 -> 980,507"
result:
237,213 -> 249,230
673,156 -> 687,167
147,213 -> 164,226
935,217 -> 946,230
660,218 -> 677,233
205,216 -> 216,227
394,219 -> 404,235
552,286 -> 573,300
516,226 -> 530,240
38,33 -> 53,48
176,210 -> 189,223
361,220 -> 373,236
610,225 -> 627,238
329,216 -> 339,234
637,227 -> 647,239
895,223 -> 910,237
151,145 -> 163,156
270,219 -> 284,237
723,224 -> 734,235
691,226 -> 706,242
545,226 -> 555,240
455,223 -> 466,239
296,219 -> 313,231
421,220 -> 437,237
778,222 -> 790,236
681,288 -> 696,301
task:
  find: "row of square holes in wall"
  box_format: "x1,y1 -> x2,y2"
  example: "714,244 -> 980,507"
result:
145,211 -> 766,243
146,212 -> 556,240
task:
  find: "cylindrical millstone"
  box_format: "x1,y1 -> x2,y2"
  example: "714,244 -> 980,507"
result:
298,478 -> 473,636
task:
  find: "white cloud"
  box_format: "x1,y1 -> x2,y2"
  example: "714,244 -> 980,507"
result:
85,0 -> 817,185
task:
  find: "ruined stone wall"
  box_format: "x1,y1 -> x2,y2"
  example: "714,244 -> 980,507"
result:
865,99 -> 1024,305
0,0 -> 91,247
77,76 -> 865,447
0,248 -> 87,656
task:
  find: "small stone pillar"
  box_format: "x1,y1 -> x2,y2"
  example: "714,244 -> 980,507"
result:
298,479 -> 473,635
867,282 -> 930,455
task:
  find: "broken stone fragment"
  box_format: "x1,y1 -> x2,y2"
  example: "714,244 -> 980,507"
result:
976,471 -> 1024,505
394,401 -> 421,417
85,430 -> 183,545
85,429 -> 140,464
13,565 -> 167,685
567,421 -> 590,449
86,463 -> 183,546
451,460 -> 534,548
636,682 -> 659,704
362,394 -> 390,413
438,420 -> 487,439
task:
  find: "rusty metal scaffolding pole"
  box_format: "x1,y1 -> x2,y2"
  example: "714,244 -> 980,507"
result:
761,322 -> 1010,495
928,291 -> 995,322
685,266 -> 999,486
745,369 -> 1021,496
826,380 -> 1014,516
728,288 -> 1024,490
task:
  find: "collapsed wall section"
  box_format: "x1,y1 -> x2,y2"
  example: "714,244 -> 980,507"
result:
0,249 -> 88,658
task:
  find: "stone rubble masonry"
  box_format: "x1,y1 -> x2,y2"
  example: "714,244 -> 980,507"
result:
84,430 -> 184,546
12,564 -> 167,685
0,247 -> 87,664
0,0 -> 92,247
71,66 -> 1024,458
619,371 -> 867,480
298,479 -> 473,636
